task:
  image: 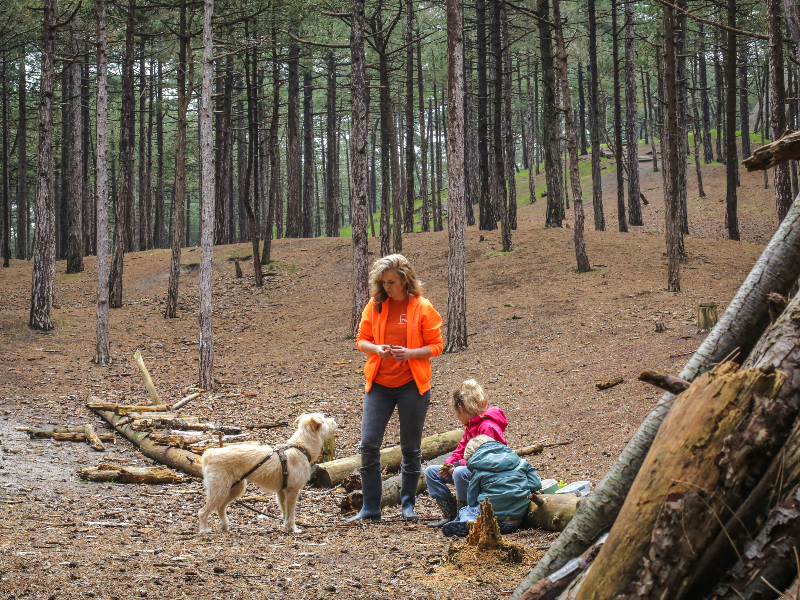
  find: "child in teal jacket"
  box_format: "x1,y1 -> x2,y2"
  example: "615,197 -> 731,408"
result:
442,435 -> 542,537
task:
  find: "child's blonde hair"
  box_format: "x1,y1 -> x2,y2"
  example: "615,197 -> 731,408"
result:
451,379 -> 488,417
464,434 -> 494,461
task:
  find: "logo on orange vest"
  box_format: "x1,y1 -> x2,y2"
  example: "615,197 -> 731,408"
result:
399,314 -> 407,324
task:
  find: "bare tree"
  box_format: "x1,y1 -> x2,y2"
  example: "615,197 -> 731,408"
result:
588,0 -> 604,231
65,25 -> 84,274
553,0 -> 589,272
538,0 -> 562,228
325,53 -> 340,237
445,0 -> 467,353
16,57 -> 28,260
611,0 -> 627,233
768,0 -> 792,222
625,1 -> 642,227
198,0 -> 214,390
285,42 -> 301,238
664,3 -> 681,291
350,0 -> 370,336
95,0 -> 111,364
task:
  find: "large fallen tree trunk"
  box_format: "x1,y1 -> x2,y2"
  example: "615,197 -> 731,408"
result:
512,195 -> 800,598
743,129 -> 800,171
311,429 -> 463,488
523,494 -> 580,533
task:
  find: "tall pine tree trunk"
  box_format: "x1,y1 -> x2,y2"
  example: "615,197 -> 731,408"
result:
625,2 -> 642,227
404,0 -> 415,234
739,41 -> 751,160
65,26 -> 84,274
699,22 -> 714,163
302,70 -> 314,238
95,0 -> 111,364
665,4 -> 681,292
725,0 -> 740,240
502,9 -> 517,231
285,43 -> 301,238
612,0 -> 627,233
417,34 -> 430,232
579,62 -> 587,156
241,23 -> 262,286
553,0 -> 589,272
445,0 -> 467,352
154,60 -> 165,248
29,0 -> 57,330
588,0 -> 604,230
539,0 -> 562,228
476,0 -> 494,230
16,57 -> 28,260
768,0 -> 792,222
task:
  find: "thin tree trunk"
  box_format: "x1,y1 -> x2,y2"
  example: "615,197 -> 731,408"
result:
676,0 -> 688,241
433,79 -> 444,232
647,73 -> 659,172
198,0 -> 214,390
154,59 -> 164,248
404,0 -> 415,234
445,0 -> 467,353
144,49 -> 154,250
492,0 -> 511,252
268,35 -> 281,249
588,0 -> 604,228
241,21 -> 262,286
285,42 -> 301,238
527,58 -> 536,203
165,0 -> 191,317
553,0 -> 589,272
16,56 -> 28,260
612,0 -> 627,233
539,0 -> 562,228
768,0 -> 792,223
476,0 -> 494,230
95,0 -> 111,364
502,11 -> 517,231
690,81 -> 707,198
350,0 -> 369,336
138,38 -> 147,251
302,70 -> 314,238
579,62 -> 587,156
29,0 -> 56,330
725,0 -> 740,240
325,53 -> 340,238
699,22 -> 714,163
739,40 -> 751,160
625,2 -> 642,227
715,23 -> 725,161
2,52 -> 10,266
416,33 -> 429,233
65,27 -> 83,273
664,5 -> 681,292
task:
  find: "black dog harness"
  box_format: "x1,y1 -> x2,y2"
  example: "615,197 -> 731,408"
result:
230,443 -> 313,490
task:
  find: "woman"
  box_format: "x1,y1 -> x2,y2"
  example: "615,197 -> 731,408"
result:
349,254 -> 443,522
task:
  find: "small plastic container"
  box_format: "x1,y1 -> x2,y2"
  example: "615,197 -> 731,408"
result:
555,481 -> 591,496
540,479 -> 560,494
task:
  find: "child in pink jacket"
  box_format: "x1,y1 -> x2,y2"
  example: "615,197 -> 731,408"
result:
425,379 -> 508,527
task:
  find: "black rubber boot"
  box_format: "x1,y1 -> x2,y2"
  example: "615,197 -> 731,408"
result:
400,472 -> 421,520
427,497 -> 457,528
346,471 -> 382,522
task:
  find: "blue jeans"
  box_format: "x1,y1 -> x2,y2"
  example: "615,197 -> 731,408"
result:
424,464 -> 472,501
359,381 -> 431,475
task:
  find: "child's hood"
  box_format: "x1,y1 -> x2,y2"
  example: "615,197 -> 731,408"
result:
467,440 -> 521,473
476,406 -> 508,432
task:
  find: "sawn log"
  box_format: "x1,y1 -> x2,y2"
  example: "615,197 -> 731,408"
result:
523,494 -> 580,533
77,464 -> 191,484
312,429 -> 463,488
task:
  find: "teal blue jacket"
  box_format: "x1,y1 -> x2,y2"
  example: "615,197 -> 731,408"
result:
466,441 -> 542,521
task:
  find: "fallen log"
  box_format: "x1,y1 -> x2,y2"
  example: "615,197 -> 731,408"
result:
19,426 -> 88,439
170,392 -> 202,411
743,129 -> 800,171
52,432 -> 115,442
519,533 -> 608,600
133,349 -> 162,404
523,494 -> 580,533
83,424 -> 106,452
187,433 -> 250,452
340,454 -> 449,512
637,370 -> 691,395
92,409 -> 203,478
147,433 -> 212,448
573,362 -> 791,600
513,195 -> 800,598
77,464 -> 191,484
86,401 -> 170,415
312,429 -> 463,488
595,377 -> 623,390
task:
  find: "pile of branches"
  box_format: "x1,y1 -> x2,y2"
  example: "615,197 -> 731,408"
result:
512,164 -> 800,600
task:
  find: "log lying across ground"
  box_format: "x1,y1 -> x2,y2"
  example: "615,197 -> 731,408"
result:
311,428 -> 463,488
78,464 -> 191,484
523,494 -> 579,533
512,195 -> 800,598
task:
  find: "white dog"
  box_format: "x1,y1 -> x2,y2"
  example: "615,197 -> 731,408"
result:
198,413 -> 337,534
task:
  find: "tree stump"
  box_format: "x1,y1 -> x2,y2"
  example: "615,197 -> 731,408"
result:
234,259 -> 243,278
319,435 -> 335,463
466,499 -> 503,551
698,302 -> 719,330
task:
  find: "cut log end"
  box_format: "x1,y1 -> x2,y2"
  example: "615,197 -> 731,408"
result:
596,377 -> 623,390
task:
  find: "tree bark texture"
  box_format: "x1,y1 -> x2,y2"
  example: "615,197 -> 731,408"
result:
553,0 -> 589,272
578,63 -> 587,157
417,36 -> 430,232
350,0 -> 370,338
65,27 -> 83,273
538,0 -> 562,228
445,0 -> 468,353
511,190 -> 800,600
138,39 -> 149,251
699,22 -> 714,163
491,0 -> 511,252
241,26 -> 262,286
302,70 -> 314,238
154,60 -> 165,249
326,53 -> 340,237
95,0 -> 111,364
404,0 -> 415,234
739,41 -> 751,160
502,10 -> 517,231
587,0 -> 604,231
625,3 -> 642,227
476,0 -> 495,230
664,9 -> 681,292
29,0 -> 56,331
16,57 -> 28,260
768,0 -> 792,223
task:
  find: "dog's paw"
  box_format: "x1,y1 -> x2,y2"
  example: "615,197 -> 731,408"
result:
198,527 -> 213,534
286,525 -> 302,534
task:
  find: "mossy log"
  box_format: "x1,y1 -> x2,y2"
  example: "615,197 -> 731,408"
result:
523,495 -> 580,533
573,363 -> 790,600
77,464 -> 190,484
311,429 -> 463,488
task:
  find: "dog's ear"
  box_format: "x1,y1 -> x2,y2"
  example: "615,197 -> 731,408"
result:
310,415 -> 323,431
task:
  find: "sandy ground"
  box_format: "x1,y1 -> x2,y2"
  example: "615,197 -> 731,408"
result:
0,158 -> 785,599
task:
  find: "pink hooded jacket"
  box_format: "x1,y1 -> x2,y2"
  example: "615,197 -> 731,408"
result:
446,406 -> 508,466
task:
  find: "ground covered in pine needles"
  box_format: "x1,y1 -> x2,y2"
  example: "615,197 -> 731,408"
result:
0,160 -> 782,599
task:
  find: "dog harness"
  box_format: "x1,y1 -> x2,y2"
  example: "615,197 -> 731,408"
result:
230,443 -> 313,490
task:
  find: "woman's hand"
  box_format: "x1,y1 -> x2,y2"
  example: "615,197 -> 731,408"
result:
389,345 -> 414,362
376,344 -> 393,359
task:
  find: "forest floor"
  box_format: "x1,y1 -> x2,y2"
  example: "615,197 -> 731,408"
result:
0,157 -> 784,600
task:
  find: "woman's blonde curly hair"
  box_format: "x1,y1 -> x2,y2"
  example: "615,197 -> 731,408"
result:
369,254 -> 423,311
451,379 -> 488,417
